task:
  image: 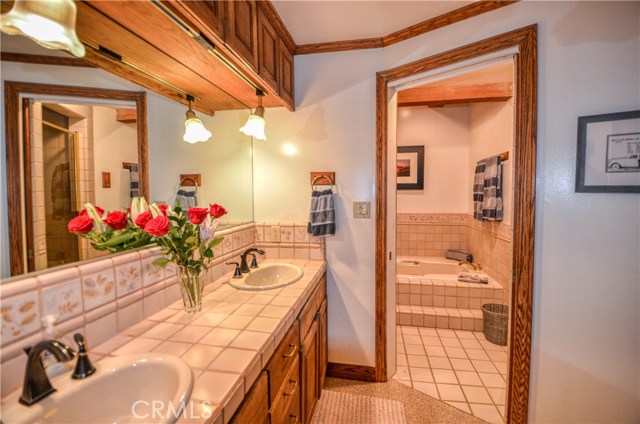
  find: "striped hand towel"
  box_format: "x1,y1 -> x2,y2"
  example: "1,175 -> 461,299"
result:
307,189 -> 336,237
129,164 -> 140,198
473,155 -> 503,221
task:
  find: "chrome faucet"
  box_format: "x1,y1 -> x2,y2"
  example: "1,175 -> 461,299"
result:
240,248 -> 265,273
20,339 -> 76,406
459,261 -> 482,271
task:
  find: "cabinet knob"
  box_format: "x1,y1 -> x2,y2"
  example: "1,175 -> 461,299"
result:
283,343 -> 297,358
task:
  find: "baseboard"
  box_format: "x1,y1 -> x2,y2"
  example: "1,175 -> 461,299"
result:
326,362 -> 377,382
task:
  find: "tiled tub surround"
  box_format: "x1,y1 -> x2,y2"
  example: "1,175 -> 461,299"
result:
1,259 -> 326,424
397,213 -> 512,291
0,223 -> 259,398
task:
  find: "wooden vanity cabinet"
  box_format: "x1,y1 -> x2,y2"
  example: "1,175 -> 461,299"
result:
230,371 -> 269,424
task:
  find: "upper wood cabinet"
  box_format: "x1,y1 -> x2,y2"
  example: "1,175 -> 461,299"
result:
179,0 -> 226,41
279,39 -> 295,108
257,6 -> 279,92
227,0 -> 259,70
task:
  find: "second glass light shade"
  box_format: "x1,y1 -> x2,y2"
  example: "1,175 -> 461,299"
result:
240,105 -> 266,141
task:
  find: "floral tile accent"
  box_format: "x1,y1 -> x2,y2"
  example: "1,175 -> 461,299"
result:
222,236 -> 233,255
254,226 -> 264,243
82,269 -> 116,311
115,261 -> 142,297
1,292 -> 39,344
41,280 -> 82,322
232,232 -> 242,251
142,256 -> 165,287
240,229 -> 251,247
294,226 -> 309,244
213,242 -> 223,258
280,226 -> 294,243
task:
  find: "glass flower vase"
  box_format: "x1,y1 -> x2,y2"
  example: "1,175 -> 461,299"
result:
176,265 -> 204,313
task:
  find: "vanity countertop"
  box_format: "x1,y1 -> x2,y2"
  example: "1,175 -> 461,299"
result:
89,259 -> 326,424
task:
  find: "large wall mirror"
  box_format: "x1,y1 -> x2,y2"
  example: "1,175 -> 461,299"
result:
2,39 -> 255,279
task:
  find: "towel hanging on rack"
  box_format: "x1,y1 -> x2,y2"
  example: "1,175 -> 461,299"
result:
307,188 -> 336,237
129,164 -> 139,198
473,155 -> 503,221
176,177 -> 198,209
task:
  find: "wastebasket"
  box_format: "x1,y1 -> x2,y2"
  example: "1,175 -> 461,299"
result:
482,303 -> 508,346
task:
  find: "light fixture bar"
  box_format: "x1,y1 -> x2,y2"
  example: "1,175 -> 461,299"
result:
82,40 -> 199,103
150,0 -> 264,95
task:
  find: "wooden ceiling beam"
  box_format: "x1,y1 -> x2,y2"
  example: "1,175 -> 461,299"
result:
397,82 -> 513,107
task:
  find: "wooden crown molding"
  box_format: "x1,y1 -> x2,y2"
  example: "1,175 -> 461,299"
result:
295,0 -> 518,55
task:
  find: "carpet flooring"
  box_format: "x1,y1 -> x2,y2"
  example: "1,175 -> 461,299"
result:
315,377 -> 488,424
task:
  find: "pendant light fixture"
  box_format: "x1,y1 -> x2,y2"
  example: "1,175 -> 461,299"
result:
183,95 -> 212,144
1,0 -> 85,58
240,89 -> 266,141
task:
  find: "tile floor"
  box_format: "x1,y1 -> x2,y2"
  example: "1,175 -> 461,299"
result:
393,325 -> 508,424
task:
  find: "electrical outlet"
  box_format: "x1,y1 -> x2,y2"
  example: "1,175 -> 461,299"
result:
270,226 -> 281,242
353,201 -> 370,218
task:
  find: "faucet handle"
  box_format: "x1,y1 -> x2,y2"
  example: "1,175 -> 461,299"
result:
250,254 -> 259,269
226,262 -> 243,278
71,333 -> 96,379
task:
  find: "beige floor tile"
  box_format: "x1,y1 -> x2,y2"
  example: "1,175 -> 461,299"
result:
455,330 -> 476,339
450,358 -> 475,371
469,403 -> 503,424
428,356 -> 452,370
436,328 -> 457,338
405,343 -> 426,355
488,387 -> 506,405
397,354 -> 408,366
472,360 -> 499,373
436,383 -> 466,402
493,361 -> 508,374
402,326 -> 420,335
462,385 -> 493,404
394,365 -> 411,381
418,327 -> 439,336
421,335 -> 442,346
426,345 -> 447,357
460,338 -> 483,349
478,372 -> 505,388
413,382 -> 440,399
487,350 -> 508,362
480,340 -> 503,351
407,354 -> 430,368
410,367 -> 434,383
403,335 -> 423,345
441,337 -> 462,348
444,346 -> 468,359
466,348 -> 490,360
395,378 -> 413,388
432,369 -> 458,384
445,401 -> 471,414
397,343 -> 406,354
455,370 -> 483,386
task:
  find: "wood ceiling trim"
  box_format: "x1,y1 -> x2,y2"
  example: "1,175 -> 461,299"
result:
295,0 -> 519,55
397,82 -> 513,107
76,2 -> 243,114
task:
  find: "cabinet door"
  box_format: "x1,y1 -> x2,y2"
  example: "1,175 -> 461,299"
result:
227,0 -> 258,69
301,320 -> 319,424
278,39 -> 294,107
257,7 -> 279,92
180,0 -> 226,41
230,371 -> 269,424
317,299 -> 328,392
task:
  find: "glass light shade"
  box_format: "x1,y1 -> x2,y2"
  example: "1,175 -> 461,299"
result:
1,0 -> 85,58
183,116 -> 212,144
239,106 -> 266,141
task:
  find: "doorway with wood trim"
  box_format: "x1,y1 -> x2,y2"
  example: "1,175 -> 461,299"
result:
375,26 -> 537,424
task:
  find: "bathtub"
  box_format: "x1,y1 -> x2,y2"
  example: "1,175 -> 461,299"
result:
396,256 -> 462,279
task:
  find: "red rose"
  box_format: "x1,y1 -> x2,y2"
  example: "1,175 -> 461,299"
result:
135,211 -> 152,228
143,215 -> 169,237
68,214 -> 94,234
158,204 -> 169,216
80,206 -> 104,217
104,210 -> 128,230
188,207 -> 209,224
209,203 -> 227,218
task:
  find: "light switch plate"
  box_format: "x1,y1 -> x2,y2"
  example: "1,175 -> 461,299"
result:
353,201 -> 370,218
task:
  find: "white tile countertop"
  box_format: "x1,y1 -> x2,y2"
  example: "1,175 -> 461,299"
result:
89,259 -> 326,424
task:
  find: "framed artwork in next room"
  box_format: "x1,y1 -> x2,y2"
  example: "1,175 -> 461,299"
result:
576,110 -> 640,193
397,146 -> 424,190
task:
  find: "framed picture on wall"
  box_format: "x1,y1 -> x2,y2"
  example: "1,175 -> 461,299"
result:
397,146 -> 424,190
576,110 -> 640,193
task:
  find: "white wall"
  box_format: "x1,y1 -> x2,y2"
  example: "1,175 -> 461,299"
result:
93,106 -> 138,211
396,106 -> 471,213
0,62 -> 253,277
254,1 -> 639,421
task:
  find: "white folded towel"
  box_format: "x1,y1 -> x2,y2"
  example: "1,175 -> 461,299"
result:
458,271 -> 489,284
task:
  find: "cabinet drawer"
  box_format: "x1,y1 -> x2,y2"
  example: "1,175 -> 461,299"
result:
270,355 -> 300,424
267,319 -> 300,403
298,277 -> 326,339
230,371 -> 268,424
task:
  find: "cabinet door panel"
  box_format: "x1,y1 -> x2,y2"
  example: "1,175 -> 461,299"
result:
301,320 -> 319,424
228,0 -> 258,69
318,299 -> 328,393
257,7 -> 278,91
278,39 -> 294,107
180,0 -> 226,40
230,371 -> 269,424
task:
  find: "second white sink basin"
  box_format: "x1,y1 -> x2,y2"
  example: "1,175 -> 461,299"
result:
229,263 -> 303,291
1,353 -> 193,424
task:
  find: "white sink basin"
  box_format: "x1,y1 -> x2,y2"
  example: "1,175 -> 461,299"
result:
228,263 -> 303,291
1,353 -> 193,424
